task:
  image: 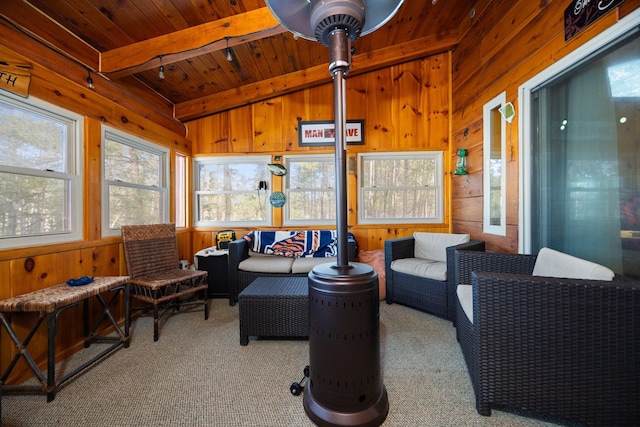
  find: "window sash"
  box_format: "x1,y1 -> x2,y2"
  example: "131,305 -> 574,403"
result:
358,152 -> 443,224
284,155 -> 336,226
101,126 -> 169,236
0,92 -> 82,248
175,154 -> 187,228
194,156 -> 270,227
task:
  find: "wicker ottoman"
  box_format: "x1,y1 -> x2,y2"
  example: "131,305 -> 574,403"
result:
238,277 -> 309,346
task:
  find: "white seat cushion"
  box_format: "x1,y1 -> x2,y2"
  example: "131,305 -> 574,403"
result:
532,247 -> 615,281
413,232 -> 470,262
239,256 -> 294,274
291,256 -> 337,274
390,258 -> 447,281
456,284 -> 473,323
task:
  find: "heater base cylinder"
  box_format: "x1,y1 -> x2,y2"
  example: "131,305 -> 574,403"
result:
304,262 -> 388,426
304,381 -> 388,427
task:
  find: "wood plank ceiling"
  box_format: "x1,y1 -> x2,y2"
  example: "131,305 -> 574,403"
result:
0,0 -> 475,122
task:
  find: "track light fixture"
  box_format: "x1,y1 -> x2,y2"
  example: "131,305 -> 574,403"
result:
158,54 -> 165,80
225,37 -> 233,62
86,69 -> 94,90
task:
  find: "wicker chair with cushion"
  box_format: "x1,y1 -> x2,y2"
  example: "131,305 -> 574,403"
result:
454,248 -> 640,426
384,232 -> 484,320
121,223 -> 209,341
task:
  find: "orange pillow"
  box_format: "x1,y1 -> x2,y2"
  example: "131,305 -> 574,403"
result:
357,249 -> 386,301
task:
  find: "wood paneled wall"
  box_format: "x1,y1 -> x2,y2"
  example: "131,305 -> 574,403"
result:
0,37 -> 192,384
188,52 -> 454,252
450,0 -> 640,252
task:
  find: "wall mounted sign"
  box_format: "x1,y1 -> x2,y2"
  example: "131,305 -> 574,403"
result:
298,120 -> 364,146
564,0 -> 625,41
0,61 -> 32,97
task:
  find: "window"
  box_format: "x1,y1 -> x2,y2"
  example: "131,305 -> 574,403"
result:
483,92 -> 507,236
520,11 -> 640,278
284,154 -> 336,226
194,156 -> 270,227
102,126 -> 169,236
358,152 -> 443,224
0,92 -> 82,249
175,154 -> 187,228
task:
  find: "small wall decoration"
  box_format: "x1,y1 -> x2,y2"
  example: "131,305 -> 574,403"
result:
0,61 -> 32,97
270,191 -> 286,207
268,163 -> 287,176
298,120 -> 364,146
564,0 -> 625,41
498,102 -> 515,123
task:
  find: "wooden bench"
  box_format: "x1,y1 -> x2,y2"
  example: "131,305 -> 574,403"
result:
0,276 -> 130,402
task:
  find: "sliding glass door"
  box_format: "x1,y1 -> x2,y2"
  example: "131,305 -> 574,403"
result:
528,30 -> 639,278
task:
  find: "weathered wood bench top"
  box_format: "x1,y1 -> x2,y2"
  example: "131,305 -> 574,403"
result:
0,276 -> 129,314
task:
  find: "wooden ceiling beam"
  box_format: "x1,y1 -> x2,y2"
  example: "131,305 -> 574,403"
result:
175,30 -> 460,121
100,7 -> 286,79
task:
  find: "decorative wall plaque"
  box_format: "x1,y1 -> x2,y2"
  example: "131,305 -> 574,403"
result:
564,0 -> 625,41
298,120 -> 364,146
0,61 -> 32,97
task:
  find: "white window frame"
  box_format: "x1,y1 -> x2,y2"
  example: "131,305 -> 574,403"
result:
0,92 -> 83,249
101,126 -> 170,237
283,154 -> 336,226
483,92 -> 507,236
357,151 -> 444,225
175,153 -> 187,228
193,155 -> 271,227
518,9 -> 640,253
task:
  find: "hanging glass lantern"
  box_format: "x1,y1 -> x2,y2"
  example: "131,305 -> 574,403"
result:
455,148 -> 468,175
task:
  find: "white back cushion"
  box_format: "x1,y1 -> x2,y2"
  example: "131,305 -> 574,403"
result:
413,232 -> 470,262
532,247 -> 615,281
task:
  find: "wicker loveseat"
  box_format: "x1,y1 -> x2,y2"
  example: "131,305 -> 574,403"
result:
228,230 -> 358,305
454,248 -> 640,426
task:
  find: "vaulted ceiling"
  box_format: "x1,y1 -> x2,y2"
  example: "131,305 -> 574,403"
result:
0,1 -> 476,122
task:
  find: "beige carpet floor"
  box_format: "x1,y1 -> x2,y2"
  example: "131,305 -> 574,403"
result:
1,299 -> 573,426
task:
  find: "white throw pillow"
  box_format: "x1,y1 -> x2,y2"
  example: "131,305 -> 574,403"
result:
532,247 -> 615,281
413,232 -> 470,262
456,284 -> 473,324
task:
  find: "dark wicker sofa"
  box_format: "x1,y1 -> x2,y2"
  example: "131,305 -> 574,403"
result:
228,233 -> 358,305
454,249 -> 640,426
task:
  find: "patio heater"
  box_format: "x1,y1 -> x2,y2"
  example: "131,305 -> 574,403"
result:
264,1 -> 404,425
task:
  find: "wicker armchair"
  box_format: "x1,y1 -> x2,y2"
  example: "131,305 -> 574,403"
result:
121,223 -> 209,341
384,233 -> 484,320
454,250 -> 640,426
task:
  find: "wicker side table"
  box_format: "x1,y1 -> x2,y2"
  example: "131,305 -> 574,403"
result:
238,276 -> 308,346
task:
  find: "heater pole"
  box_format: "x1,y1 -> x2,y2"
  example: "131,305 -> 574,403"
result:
328,28 -> 351,268
305,19 -> 389,427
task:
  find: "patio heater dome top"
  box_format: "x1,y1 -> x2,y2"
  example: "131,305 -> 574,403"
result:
265,0 -> 404,46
